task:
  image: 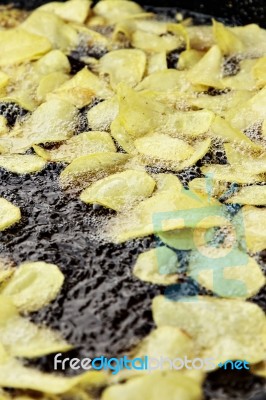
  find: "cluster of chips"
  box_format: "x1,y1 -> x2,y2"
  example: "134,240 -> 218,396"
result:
0,0 -> 266,398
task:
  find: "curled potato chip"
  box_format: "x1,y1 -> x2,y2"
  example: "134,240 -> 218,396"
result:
226,86 -> 266,131
39,0 -> 92,24
0,29 -> 51,66
22,10 -> 78,51
0,198 -> 21,231
188,251 -> 265,299
226,185 -> 266,206
94,0 -> 143,23
212,19 -> 243,55
136,70 -> 191,92
102,371 -> 202,400
147,52 -> 167,74
60,152 -> 129,190
80,170 -> 156,211
34,49 -> 71,75
132,30 -> 183,53
188,45 -> 224,88
189,90 -> 253,117
134,132 -> 194,165
99,49 -> 146,89
87,96 -> 119,131
52,67 -> 113,108
240,206 -> 266,252
37,71 -> 69,102
42,131 -> 116,163
0,261 -> 64,312
133,247 -> 178,285
210,115 -> 258,148
174,138 -> 211,171
178,49 -> 205,70
201,164 -> 263,184
110,118 -> 136,154
152,295 -> 266,364
0,296 -> 71,358
108,183 -> 220,243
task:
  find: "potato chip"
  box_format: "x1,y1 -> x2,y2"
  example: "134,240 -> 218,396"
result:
153,295 -> 266,364
134,132 -> 194,165
132,30 -> 182,53
252,57 -> 266,88
178,49 -> 205,70
34,49 -> 71,75
0,261 -> 64,312
0,198 -> 21,231
226,185 -> 266,206
102,371 -> 202,400
0,29 -> 51,66
0,296 -> 71,358
94,0 -> 143,23
133,247 -> 178,285
222,59 -> 257,91
87,96 -> 119,132
187,25 -> 214,50
80,170 -> 155,211
188,251 -> 265,299
99,49 -> 146,90
189,177 -> 227,198
0,71 -> 9,91
36,71 -> 69,102
188,45 -> 224,88
22,10 -> 78,51
147,52 -> 167,74
110,118 -> 136,154
136,70 -> 191,92
212,19 -> 243,55
42,131 -> 116,163
60,152 -> 129,190
39,0 -> 92,24
52,67 -> 113,108
201,164 -> 263,184
231,24 -> 266,57
158,228 -> 206,251
240,206 -> 266,252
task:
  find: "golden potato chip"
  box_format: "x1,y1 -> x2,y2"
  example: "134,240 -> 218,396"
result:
94,0 -> 143,23
212,19 -> 243,55
226,185 -> 266,206
87,96 -> 119,132
240,205 -> 266,252
201,164 -> 263,184
80,170 -> 155,211
252,56 -> 266,88
132,30 -> 182,53
0,198 -> 21,231
39,0 -> 92,24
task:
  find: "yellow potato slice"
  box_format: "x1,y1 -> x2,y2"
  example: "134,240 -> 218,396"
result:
226,86 -> 266,131
132,30 -> 182,53
94,0 -> 143,23
0,29 -> 51,66
60,152 -> 129,190
153,295 -> 266,364
231,24 -> 266,57
174,138 -> 212,171
108,185 -> 221,243
36,71 -> 69,102
240,206 -> 266,252
110,118 -> 136,154
178,49 -> 205,70
187,25 -> 214,51
210,115 -> 259,149
41,131 -> 116,163
22,10 -> 78,51
158,228 -> 206,251
87,96 -> 119,132
34,49 -> 71,75
147,52 -> 167,74
99,49 -> 146,90
189,177 -> 227,198
136,70 -> 192,92
188,45 -> 224,89
212,19 -> 243,55
39,0 -> 92,24
80,170 -> 156,211
52,67 -> 113,108
0,198 -> 21,232
0,261 -> 64,312
188,251 -> 265,299
134,132 -> 194,164
0,296 -> 71,358
0,155 -> 46,174
201,164 -> 263,184
226,185 -> 266,206
133,247 -> 178,285
102,371 -> 202,400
